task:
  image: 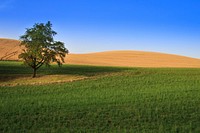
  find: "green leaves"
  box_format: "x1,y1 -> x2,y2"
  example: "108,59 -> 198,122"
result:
19,21 -> 68,77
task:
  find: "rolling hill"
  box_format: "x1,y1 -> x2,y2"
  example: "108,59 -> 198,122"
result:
0,38 -> 21,60
1,38 -> 200,68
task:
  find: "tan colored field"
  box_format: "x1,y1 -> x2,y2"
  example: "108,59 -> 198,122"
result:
0,74 -> 87,86
66,51 -> 200,68
0,38 -> 21,60
1,38 -> 200,68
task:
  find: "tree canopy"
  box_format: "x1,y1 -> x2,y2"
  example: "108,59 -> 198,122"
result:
19,21 -> 68,77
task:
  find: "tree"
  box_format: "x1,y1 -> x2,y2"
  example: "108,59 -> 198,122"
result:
19,21 -> 68,78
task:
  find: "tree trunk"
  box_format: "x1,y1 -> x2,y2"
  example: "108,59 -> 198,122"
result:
32,68 -> 36,78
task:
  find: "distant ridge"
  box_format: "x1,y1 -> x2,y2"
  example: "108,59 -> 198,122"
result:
1,38 -> 200,68
66,51 -> 200,68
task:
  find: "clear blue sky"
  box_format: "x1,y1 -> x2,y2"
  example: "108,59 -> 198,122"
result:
0,0 -> 200,58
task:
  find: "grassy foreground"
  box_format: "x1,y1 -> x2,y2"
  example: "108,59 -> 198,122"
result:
0,61 -> 200,132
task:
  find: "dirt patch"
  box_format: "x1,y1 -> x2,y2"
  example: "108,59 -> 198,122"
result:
0,74 -> 87,86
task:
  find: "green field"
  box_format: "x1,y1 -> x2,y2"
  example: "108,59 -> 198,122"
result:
0,61 -> 200,132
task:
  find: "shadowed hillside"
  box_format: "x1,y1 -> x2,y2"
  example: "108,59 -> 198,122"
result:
1,38 -> 200,68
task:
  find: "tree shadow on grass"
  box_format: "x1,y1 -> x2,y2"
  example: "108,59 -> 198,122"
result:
0,63 -> 131,83
0,74 -> 31,85
39,65 -> 131,76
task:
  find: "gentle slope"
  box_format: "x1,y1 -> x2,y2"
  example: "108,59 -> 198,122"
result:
1,38 -> 200,67
0,38 -> 21,60
66,51 -> 200,68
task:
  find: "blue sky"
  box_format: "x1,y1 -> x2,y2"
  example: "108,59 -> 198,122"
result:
0,0 -> 200,58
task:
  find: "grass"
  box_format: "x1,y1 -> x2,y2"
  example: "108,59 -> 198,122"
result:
0,61 -> 200,132
0,61 -> 126,86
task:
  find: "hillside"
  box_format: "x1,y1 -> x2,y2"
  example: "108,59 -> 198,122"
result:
1,38 -> 200,68
66,51 -> 200,68
0,38 -> 21,60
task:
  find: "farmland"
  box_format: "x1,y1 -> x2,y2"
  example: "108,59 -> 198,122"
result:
1,38 -> 200,68
0,61 -> 200,132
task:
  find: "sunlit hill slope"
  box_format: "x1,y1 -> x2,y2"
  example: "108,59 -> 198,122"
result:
1,38 -> 200,68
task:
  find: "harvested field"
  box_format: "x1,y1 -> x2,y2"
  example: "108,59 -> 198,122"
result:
0,38 -> 21,60
66,51 -> 200,68
1,38 -> 200,68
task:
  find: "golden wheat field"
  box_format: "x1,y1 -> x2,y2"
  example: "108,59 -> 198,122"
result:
0,38 -> 21,60
1,38 -> 200,68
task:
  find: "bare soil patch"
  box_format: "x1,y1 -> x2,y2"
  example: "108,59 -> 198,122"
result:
0,74 -> 87,86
